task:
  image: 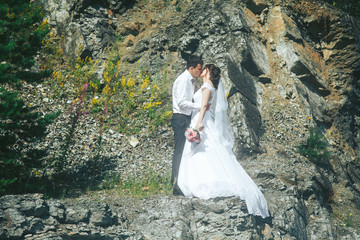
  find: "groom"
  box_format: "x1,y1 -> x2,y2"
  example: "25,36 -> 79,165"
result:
171,55 -> 203,195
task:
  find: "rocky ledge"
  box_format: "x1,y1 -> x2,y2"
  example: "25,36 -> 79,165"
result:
1,192 -> 360,240
1,193 -> 268,240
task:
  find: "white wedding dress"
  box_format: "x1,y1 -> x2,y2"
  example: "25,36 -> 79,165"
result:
178,82 -> 269,218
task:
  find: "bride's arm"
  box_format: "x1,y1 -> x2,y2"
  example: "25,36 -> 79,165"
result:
196,88 -> 211,131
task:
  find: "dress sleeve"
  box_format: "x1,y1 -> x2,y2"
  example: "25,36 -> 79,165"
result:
201,83 -> 215,96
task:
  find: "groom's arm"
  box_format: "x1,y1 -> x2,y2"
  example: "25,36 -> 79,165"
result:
176,81 -> 200,111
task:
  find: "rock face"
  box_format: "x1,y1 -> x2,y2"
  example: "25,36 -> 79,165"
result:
39,0 -> 133,59
0,194 -> 263,239
148,0 -> 360,158
3,193 -> 356,240
0,194 -> 124,240
10,0 -> 360,239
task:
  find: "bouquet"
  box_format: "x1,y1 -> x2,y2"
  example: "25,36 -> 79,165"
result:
185,127 -> 201,144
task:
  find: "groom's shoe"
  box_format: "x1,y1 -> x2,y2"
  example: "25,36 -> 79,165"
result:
173,185 -> 184,196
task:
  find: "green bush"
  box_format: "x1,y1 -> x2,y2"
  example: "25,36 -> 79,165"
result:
324,0 -> 360,19
0,88 -> 60,193
298,126 -> 330,164
0,0 -> 49,83
0,0 -> 59,194
50,48 -> 173,136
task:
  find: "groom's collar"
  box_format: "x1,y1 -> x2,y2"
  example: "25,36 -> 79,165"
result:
185,70 -> 193,81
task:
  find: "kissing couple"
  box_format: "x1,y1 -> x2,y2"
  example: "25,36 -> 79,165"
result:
170,55 -> 269,218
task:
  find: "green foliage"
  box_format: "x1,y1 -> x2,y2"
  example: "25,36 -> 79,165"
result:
298,126 -> 330,164
50,45 -> 172,136
113,67 -> 172,134
0,0 -> 173,196
0,0 -> 50,83
100,169 -> 172,198
0,1 -> 59,194
114,33 -> 125,42
331,209 -> 355,228
0,87 -> 60,193
324,0 -> 360,19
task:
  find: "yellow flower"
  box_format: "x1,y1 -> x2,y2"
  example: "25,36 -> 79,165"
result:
141,76 -> 149,89
143,102 -> 153,109
161,110 -> 173,119
121,76 -> 126,87
104,70 -> 108,80
152,84 -> 159,90
307,117 -> 312,120
143,101 -> 162,109
33,170 -> 41,177
102,84 -> 112,95
6,12 -> 15,19
127,78 -> 135,88
91,98 -> 100,106
56,47 -> 63,55
42,19 -> 49,26
90,81 -> 98,92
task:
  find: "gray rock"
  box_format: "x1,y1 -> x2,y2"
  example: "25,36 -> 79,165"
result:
64,206 -> 90,223
107,0 -> 133,14
244,37 -> 270,76
5,207 -> 26,225
134,39 -> 149,54
0,195 -> 21,209
39,0 -> 116,59
21,198 -> 48,217
48,201 -> 66,222
89,203 -> 115,227
246,0 -> 268,14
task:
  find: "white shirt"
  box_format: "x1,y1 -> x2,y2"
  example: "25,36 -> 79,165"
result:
172,70 -> 200,116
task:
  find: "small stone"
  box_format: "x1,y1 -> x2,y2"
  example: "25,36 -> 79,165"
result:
129,137 -> 139,147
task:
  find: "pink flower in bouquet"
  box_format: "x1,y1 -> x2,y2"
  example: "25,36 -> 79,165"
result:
185,127 -> 201,144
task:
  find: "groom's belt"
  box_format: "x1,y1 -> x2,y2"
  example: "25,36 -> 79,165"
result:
172,113 -> 191,117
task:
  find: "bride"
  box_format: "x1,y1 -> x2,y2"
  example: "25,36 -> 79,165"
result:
177,64 -> 270,218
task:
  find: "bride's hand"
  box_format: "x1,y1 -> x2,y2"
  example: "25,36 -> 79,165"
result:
197,123 -> 204,131
206,104 -> 211,110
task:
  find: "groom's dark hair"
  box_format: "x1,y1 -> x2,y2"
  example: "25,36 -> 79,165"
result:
186,55 -> 203,69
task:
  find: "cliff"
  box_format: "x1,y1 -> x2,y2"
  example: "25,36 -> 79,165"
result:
1,0 -> 360,239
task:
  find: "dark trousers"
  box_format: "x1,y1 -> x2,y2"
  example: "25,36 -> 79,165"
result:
171,113 -> 191,195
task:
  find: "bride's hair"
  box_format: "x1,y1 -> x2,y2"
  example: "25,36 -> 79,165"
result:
205,64 -> 221,90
